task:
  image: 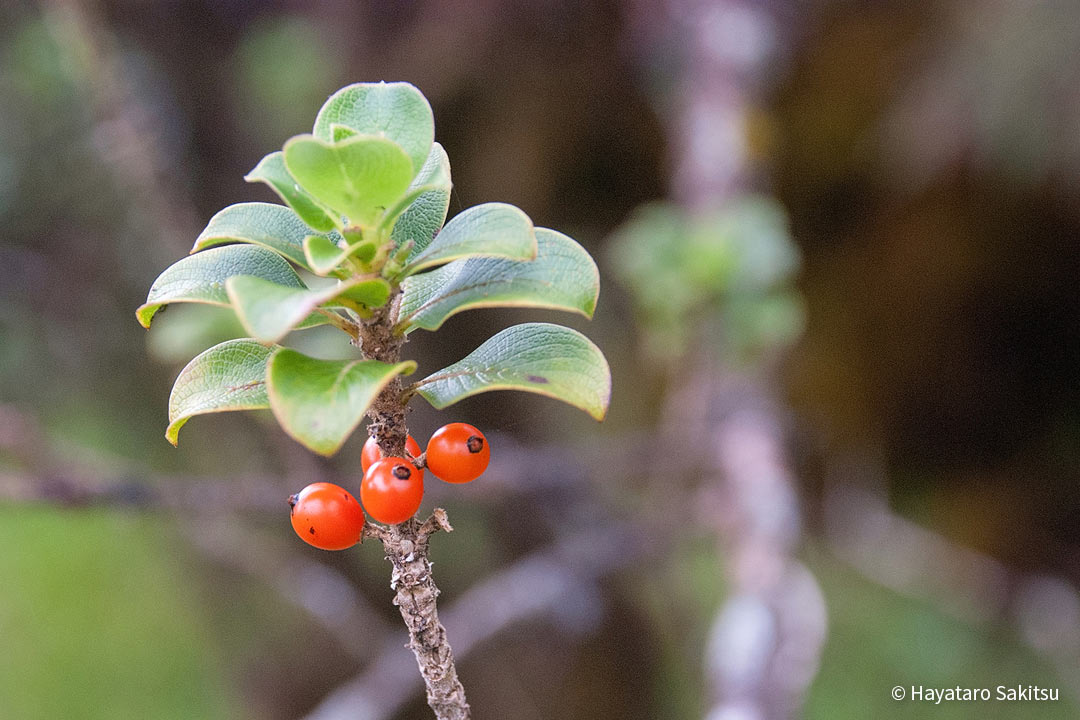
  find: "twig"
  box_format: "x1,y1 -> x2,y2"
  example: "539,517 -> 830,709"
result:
701,398 -> 827,719
0,470 -> 290,513
646,0 -> 827,717
315,308 -> 362,340
418,507 -> 453,538
379,516 -> 469,719
359,289 -> 470,720
0,428 -> 643,513
301,522 -> 641,720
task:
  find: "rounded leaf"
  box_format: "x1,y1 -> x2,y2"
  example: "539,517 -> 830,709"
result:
400,202 -> 537,276
384,142 -> 452,249
312,81 -> 435,175
398,228 -> 599,332
414,323 -> 611,420
193,202 -> 345,270
283,134 -> 414,228
244,151 -> 339,232
166,339 -> 275,445
267,349 -> 417,456
137,245 -> 304,328
227,276 -> 391,343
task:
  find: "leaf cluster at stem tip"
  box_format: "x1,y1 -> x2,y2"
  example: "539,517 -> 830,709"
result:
138,81 -> 611,456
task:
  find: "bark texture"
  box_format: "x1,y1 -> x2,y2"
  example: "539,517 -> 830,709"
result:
363,294 -> 409,457
359,292 -> 471,720
388,514 -> 470,719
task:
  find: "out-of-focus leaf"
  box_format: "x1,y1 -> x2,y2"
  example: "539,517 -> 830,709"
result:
283,134 -> 413,228
137,245 -> 303,328
192,202 -> 342,270
725,291 -> 806,357
400,202 -> 537,276
267,349 -> 416,456
721,197 -> 800,292
233,16 -> 336,146
398,228 -> 599,332
312,81 -> 434,175
146,305 -> 247,365
608,197 -> 801,361
414,322 -> 610,420
244,151 -> 338,232
166,338 -> 273,445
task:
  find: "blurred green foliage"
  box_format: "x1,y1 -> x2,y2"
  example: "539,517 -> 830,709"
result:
805,545 -> 1078,719
609,196 -> 804,362
232,17 -> 338,146
631,536 -> 726,719
0,508 -> 233,719
147,305 -> 248,366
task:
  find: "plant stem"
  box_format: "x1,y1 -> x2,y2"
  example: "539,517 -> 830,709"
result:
314,308 -> 362,340
360,291 -> 472,720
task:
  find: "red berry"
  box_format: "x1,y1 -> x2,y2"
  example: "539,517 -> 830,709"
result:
361,457 -> 424,525
361,434 -> 423,478
426,423 -> 490,484
289,482 -> 365,551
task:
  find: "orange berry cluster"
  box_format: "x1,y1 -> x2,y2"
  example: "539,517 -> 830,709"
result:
289,423 -> 490,550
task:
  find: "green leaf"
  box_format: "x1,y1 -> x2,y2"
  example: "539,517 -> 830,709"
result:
399,228 -> 599,333
302,233 -> 378,276
226,276 -> 388,343
244,151 -> 339,232
146,305 -> 248,365
413,322 -> 611,420
137,245 -> 303,328
302,234 -> 348,275
400,202 -> 537,276
192,202 -> 343,270
166,339 -> 273,445
313,81 -> 435,175
283,134 -> 414,228
294,144 -> 452,278
338,278 -> 391,307
390,143 -> 452,256
383,142 -> 451,231
267,349 -> 417,456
